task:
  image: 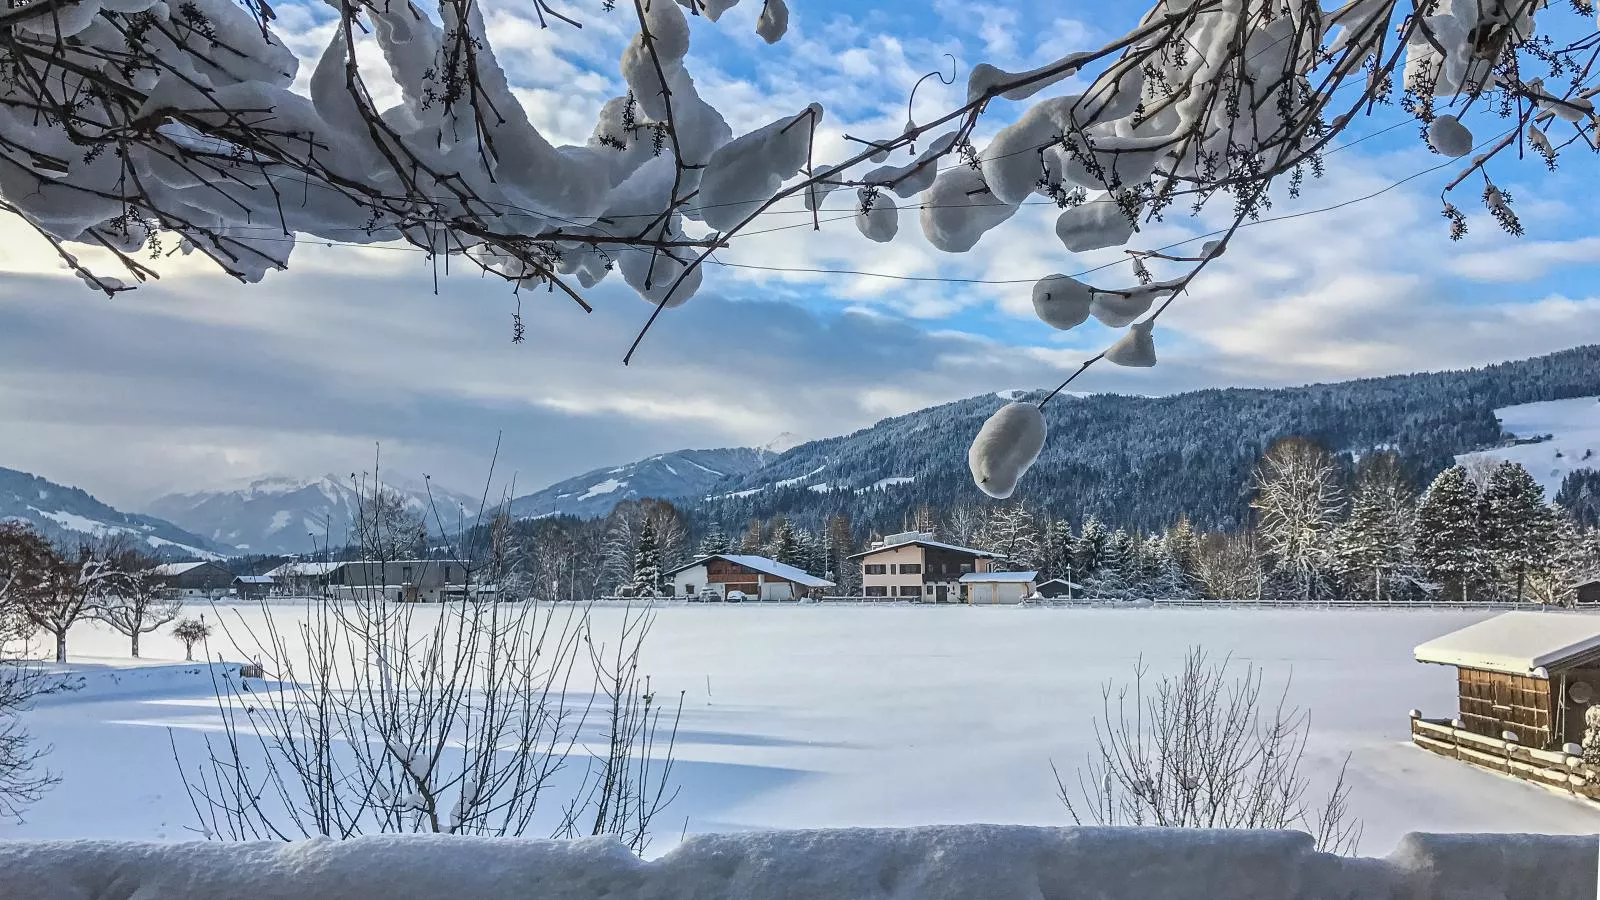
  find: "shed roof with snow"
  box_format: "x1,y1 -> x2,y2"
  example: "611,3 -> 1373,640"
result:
1413,611 -> 1600,677
150,561 -> 209,577
665,554 -> 834,588
959,571 -> 1038,584
234,575 -> 275,584
265,562 -> 343,577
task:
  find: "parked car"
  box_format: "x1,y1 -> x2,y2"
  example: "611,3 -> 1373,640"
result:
691,589 -> 721,603
725,590 -> 748,603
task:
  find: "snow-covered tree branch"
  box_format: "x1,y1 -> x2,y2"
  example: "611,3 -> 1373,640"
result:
3,0 -> 1595,494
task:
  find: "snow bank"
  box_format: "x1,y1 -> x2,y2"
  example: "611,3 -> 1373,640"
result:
0,827 -> 1593,900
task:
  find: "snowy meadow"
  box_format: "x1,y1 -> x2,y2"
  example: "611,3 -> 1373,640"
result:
4,603 -> 1598,853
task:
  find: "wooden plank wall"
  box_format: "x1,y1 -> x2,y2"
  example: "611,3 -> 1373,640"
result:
1458,669 -> 1555,749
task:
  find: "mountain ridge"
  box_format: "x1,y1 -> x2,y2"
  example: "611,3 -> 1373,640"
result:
0,467 -> 230,559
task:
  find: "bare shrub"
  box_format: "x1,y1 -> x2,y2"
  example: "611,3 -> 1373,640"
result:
172,618 -> 212,662
0,660 -> 61,822
1057,647 -> 1360,854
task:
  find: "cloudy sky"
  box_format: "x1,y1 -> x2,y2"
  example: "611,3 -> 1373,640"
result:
2,0 -> 1598,510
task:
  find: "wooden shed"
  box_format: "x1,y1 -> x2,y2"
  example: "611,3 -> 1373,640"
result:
1414,611 -> 1600,751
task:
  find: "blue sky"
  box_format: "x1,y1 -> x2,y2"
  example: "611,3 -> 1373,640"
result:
1,0 -> 1598,508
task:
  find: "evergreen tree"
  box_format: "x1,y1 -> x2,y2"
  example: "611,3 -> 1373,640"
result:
1481,461 -> 1561,602
1332,452 -> 1417,601
1105,529 -> 1136,581
768,519 -> 800,566
738,520 -> 765,554
825,514 -> 857,594
1415,465 -> 1487,601
1555,469 -> 1600,529
1164,515 -> 1200,580
1039,518 -> 1076,580
630,517 -> 662,596
697,522 -> 732,556
1075,516 -> 1110,577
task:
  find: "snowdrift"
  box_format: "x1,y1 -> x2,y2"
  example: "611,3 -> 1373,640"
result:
0,826 -> 1594,900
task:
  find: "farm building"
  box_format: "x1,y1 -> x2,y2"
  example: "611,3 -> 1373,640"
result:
149,561 -> 234,599
263,561 -> 342,595
1413,611 -> 1600,751
232,574 -> 275,600
960,571 -> 1038,605
666,555 -> 833,601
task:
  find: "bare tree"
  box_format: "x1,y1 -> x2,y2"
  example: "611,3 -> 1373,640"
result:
172,617 -> 213,662
1252,437 -> 1342,602
1058,648 -> 1360,854
1192,531 -> 1265,602
24,542 -> 124,663
0,660 -> 60,823
0,524 -> 52,647
97,558 -> 183,658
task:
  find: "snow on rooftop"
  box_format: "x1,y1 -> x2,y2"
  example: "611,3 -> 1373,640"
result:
668,554 -> 834,588
265,561 -> 342,577
960,571 -> 1038,583
849,536 -> 996,559
150,561 -> 209,576
1413,611 -> 1600,676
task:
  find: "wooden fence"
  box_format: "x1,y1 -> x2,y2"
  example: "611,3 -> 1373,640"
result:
1410,715 -> 1599,800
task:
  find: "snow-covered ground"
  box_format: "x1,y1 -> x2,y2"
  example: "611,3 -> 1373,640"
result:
1458,396 -> 1600,497
3,606 -> 1599,852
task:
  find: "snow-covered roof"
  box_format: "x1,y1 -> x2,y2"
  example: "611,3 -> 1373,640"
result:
666,554 -> 834,588
234,575 -> 275,584
847,538 -> 996,560
265,561 -> 342,577
150,561 -> 210,577
1413,611 -> 1600,677
960,571 -> 1038,584
1036,578 -> 1086,589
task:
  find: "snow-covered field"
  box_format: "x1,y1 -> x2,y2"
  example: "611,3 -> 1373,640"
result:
4,605 -> 1599,852
1458,396 -> 1600,497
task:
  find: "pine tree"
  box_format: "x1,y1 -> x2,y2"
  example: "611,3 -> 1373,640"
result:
1415,465 -> 1487,601
825,514 -> 857,594
1164,515 -> 1200,580
1040,518 -> 1076,580
768,519 -> 800,566
1481,461 -> 1561,603
630,517 -> 662,597
697,522 -> 732,556
1105,529 -> 1136,580
1075,516 -> 1110,577
1332,452 -> 1417,601
1555,469 -> 1600,529
738,520 -> 765,554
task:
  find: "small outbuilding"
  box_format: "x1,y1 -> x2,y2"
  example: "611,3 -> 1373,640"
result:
1414,611 -> 1600,750
1577,578 -> 1600,607
665,555 -> 833,601
232,574 -> 275,600
960,571 -> 1038,605
1033,577 -> 1084,600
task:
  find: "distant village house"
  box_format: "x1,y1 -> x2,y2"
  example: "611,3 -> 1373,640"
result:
262,559 -> 471,602
666,554 -> 833,601
150,561 -> 234,599
960,571 -> 1038,605
849,532 -> 996,603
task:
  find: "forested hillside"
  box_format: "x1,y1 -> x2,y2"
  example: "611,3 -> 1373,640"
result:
695,346 -> 1600,534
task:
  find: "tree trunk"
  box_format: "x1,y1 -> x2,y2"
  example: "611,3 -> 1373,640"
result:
131,630 -> 140,658
184,641 -> 194,662
54,627 -> 67,663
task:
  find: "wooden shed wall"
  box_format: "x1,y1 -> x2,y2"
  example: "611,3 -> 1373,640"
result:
1457,669 -> 1556,749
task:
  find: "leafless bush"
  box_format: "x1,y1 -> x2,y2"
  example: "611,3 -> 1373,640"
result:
1058,647 -> 1360,854
0,658 -> 61,823
172,617 -> 212,662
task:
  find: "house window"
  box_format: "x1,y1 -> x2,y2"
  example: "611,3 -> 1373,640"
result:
444,565 -> 451,581
864,564 -> 887,575
402,566 -> 414,583
685,584 -> 695,596
900,564 -> 922,575
864,586 -> 889,597
960,563 -> 973,574
899,585 -> 923,597
889,564 -> 898,574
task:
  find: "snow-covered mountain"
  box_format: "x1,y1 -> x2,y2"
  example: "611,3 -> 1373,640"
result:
1456,396 -> 1600,497
505,448 -> 772,520
0,467 -> 228,559
146,474 -> 480,555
